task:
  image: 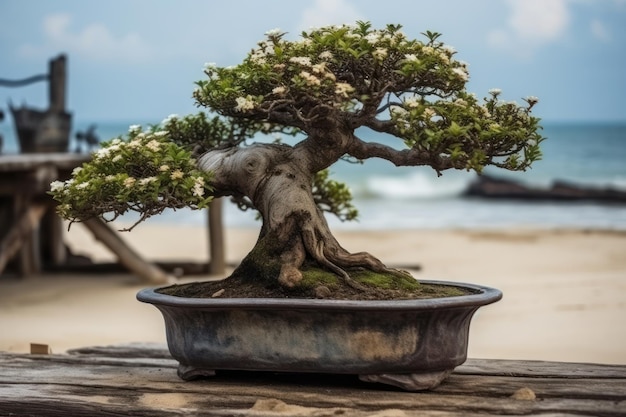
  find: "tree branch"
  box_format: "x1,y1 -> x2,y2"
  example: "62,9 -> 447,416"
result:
347,135 -> 458,172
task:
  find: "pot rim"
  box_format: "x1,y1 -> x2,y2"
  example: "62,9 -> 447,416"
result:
137,279 -> 502,312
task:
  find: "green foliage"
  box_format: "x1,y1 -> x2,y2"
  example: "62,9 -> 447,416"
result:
159,112 -> 300,156
194,21 -> 544,174
312,169 -> 358,221
52,21 -> 545,230
49,125 -> 213,230
194,21 -> 469,126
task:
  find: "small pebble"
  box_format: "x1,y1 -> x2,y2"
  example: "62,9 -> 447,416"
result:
511,387 -> 536,400
211,289 -> 225,298
314,285 -> 331,298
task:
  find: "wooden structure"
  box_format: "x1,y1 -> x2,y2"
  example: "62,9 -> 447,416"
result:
0,154 -> 226,282
0,344 -> 623,416
2,54 -> 72,153
1,55 -> 226,280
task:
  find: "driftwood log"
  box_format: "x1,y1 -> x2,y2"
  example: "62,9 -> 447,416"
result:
465,174 -> 626,203
0,344 -> 624,416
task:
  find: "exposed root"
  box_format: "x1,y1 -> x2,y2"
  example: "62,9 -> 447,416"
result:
300,227 -> 402,292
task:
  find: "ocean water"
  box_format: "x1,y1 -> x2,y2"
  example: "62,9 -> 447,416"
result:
2,119 -> 625,230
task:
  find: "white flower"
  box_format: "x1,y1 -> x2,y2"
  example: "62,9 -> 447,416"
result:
105,175 -> 116,181
145,140 -> 161,152
335,82 -> 354,97
162,114 -> 179,125
372,48 -> 387,61
192,177 -> 205,197
265,28 -> 282,37
423,108 -> 436,119
488,88 -> 502,96
289,56 -> 312,66
72,167 -> 83,176
364,32 -> 380,44
112,155 -> 122,162
299,71 -> 321,86
76,182 -> 89,190
50,180 -> 65,192
128,124 -> 141,133
272,86 -> 286,95
452,67 -> 468,81
203,62 -> 217,71
123,177 -> 136,188
526,96 -> 539,104
442,45 -> 456,55
250,50 -> 267,65
404,54 -> 419,62
311,63 -> 326,74
139,177 -> 157,186
454,98 -> 468,107
153,130 -> 168,137
422,46 -> 435,55
318,51 -> 333,60
170,170 -> 184,180
159,165 -> 170,172
235,96 -> 256,112
404,97 -> 420,109
127,139 -> 142,149
390,106 -> 408,117
111,138 -> 122,145
94,147 -> 111,159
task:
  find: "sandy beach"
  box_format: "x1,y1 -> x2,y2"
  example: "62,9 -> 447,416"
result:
1,223 -> 625,365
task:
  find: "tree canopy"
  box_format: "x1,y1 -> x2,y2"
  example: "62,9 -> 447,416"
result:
194,21 -> 543,173
51,21 -> 543,232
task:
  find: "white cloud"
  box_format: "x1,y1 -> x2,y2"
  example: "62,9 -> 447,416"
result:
18,13 -> 154,63
487,0 -> 570,57
590,19 -> 611,41
296,0 -> 364,33
508,0 -> 569,41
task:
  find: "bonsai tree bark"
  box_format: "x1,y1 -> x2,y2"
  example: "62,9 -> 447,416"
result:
51,22 -> 543,293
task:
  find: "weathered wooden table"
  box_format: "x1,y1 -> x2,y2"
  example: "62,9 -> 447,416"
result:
0,344 -> 624,416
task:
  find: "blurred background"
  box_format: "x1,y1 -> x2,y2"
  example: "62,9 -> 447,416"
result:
0,0 -> 625,363
2,0 -> 625,230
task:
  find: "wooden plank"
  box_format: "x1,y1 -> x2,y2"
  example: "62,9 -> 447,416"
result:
461,357 -> 626,379
82,218 -> 171,284
0,153 -> 90,173
0,348 -> 624,416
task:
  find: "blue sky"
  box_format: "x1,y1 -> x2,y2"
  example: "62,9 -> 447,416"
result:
1,0 -> 625,123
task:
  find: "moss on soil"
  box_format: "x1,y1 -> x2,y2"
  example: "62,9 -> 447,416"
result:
158,267 -> 470,300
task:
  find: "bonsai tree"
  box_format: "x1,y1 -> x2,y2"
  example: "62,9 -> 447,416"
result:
51,22 -> 543,297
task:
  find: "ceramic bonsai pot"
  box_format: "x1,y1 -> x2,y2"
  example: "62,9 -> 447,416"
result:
137,280 -> 501,391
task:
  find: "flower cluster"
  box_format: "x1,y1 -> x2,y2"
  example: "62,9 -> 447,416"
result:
50,125 -> 213,230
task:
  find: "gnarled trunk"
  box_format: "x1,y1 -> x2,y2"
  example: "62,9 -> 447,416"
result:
198,143 -> 405,288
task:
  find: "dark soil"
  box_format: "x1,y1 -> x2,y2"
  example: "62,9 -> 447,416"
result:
158,270 -> 474,300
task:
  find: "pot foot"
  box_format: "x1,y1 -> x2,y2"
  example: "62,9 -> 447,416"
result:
359,369 -> 452,391
177,364 -> 216,380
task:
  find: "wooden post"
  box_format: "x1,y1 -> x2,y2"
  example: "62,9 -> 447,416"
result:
207,198 -> 225,275
0,202 -> 46,276
48,55 -> 67,113
42,206 -> 67,266
82,218 -> 171,284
